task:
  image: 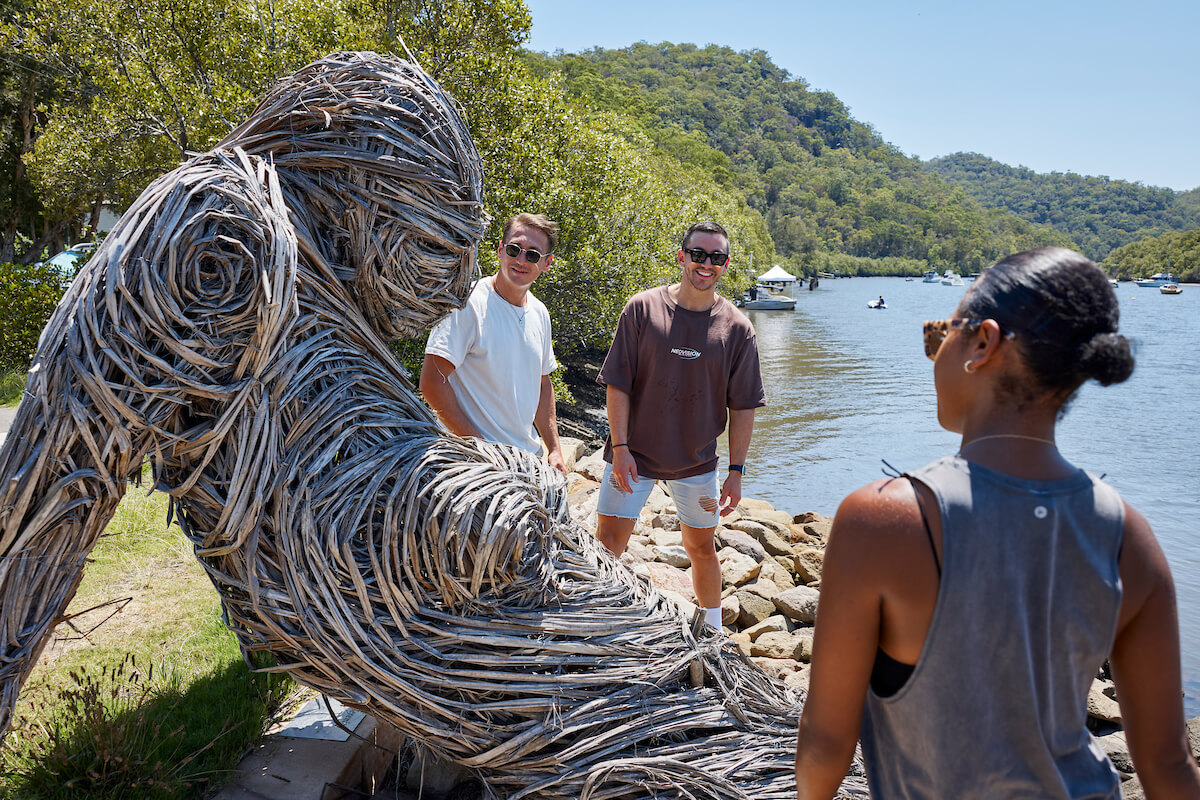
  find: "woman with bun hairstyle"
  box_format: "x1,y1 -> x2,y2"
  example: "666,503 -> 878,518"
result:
795,247 -> 1200,799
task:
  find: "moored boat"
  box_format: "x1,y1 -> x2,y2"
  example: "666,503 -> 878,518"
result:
1136,272 -> 1178,288
1160,282 -> 1183,295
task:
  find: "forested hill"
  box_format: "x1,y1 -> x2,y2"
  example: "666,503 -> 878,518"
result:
530,43 -> 1073,275
925,153 -> 1200,261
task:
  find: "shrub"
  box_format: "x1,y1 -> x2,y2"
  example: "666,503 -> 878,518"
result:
0,261 -> 69,371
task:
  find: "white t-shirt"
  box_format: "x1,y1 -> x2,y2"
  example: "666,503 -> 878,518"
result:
425,276 -> 557,453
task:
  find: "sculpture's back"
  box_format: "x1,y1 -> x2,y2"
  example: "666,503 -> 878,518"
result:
0,52 -> 866,798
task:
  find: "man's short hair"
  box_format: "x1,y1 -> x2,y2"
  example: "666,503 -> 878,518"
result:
681,221 -> 729,251
503,213 -> 559,254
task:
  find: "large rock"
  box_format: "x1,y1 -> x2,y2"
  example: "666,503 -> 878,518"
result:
747,510 -> 795,534
734,589 -> 777,628
719,547 -> 761,587
658,588 -> 697,621
793,547 -> 825,584
643,562 -> 696,603
1187,715 -> 1200,759
751,657 -> 802,683
649,529 -> 683,548
737,498 -> 776,514
574,449 -> 607,482
729,631 -> 753,657
619,539 -> 655,565
653,544 -> 691,568
557,436 -> 587,472
742,578 -> 782,602
794,511 -> 833,540
717,528 -> 768,562
791,627 -> 815,662
650,514 -> 681,531
721,594 -> 741,626
784,665 -> 811,692
759,558 -> 796,590
646,482 -> 672,514
751,631 -> 804,659
775,585 -> 821,624
743,615 -> 790,641
1095,730 -> 1133,774
727,519 -> 769,538
1087,679 -> 1122,725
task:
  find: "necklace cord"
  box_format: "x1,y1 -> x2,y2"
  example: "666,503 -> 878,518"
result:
960,433 -> 1056,449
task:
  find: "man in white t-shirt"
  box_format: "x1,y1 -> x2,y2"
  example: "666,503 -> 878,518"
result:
420,213 -> 567,473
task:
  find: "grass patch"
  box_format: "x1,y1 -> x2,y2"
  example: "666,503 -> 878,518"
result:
1,368 -> 25,406
0,474 -> 295,799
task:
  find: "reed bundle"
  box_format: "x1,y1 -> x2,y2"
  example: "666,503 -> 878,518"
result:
0,52 -> 865,797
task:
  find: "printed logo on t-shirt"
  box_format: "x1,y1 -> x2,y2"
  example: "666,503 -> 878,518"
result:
670,347 -> 701,359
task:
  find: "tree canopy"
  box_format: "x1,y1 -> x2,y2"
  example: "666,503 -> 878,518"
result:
926,152 -> 1200,262
530,42 -> 1074,276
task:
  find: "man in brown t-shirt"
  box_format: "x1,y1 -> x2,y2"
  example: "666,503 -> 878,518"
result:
596,221 -> 766,631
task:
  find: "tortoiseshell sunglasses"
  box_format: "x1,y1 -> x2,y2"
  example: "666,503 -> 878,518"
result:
922,318 -> 985,360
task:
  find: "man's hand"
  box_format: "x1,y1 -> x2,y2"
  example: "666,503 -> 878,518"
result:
610,446 -> 639,494
719,470 -> 742,515
546,448 -> 568,475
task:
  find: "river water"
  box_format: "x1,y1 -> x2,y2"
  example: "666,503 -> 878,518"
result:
737,275 -> 1200,714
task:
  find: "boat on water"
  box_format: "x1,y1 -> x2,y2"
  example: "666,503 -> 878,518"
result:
741,284 -> 796,310
1160,283 -> 1183,295
922,270 -> 939,283
1136,272 -> 1179,288
940,269 -> 965,286
867,299 -> 887,309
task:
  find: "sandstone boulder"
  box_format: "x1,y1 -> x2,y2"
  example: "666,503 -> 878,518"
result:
721,594 -> 740,626
793,547 -> 825,584
751,631 -> 804,660
643,562 -> 696,603
743,615 -> 790,641
751,657 -> 802,683
653,544 -> 691,568
719,547 -> 761,587
1087,679 -> 1122,725
717,528 -> 768,561
649,529 -> 683,548
775,585 -> 821,624
734,589 -> 777,628
759,558 -> 796,590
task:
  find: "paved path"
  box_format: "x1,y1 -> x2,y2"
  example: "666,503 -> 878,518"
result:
0,405 -> 16,448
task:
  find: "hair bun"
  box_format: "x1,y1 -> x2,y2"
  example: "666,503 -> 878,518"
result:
1077,332 -> 1134,386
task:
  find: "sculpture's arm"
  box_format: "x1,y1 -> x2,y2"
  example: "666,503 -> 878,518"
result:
0,149 -> 298,736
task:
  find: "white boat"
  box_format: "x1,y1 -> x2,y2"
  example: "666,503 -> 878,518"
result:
1160,282 -> 1183,295
741,284 -> 796,310
1136,272 -> 1178,288
867,299 -> 887,309
940,269 -> 964,286
922,270 -> 939,283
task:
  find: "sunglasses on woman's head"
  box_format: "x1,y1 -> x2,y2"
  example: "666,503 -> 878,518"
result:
683,247 -> 729,267
504,242 -> 550,264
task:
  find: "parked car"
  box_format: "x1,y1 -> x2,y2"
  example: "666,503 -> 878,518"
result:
41,242 -> 97,278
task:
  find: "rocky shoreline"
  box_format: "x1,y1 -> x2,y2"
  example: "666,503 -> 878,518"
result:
552,437 -> 1194,799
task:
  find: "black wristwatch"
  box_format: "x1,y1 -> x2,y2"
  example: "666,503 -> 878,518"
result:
728,464 -> 745,474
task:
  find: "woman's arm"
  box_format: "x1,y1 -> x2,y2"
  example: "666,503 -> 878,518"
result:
795,485 -> 886,799
1110,501 -> 1200,798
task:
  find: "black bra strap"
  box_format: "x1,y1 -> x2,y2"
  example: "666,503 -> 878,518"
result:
908,476 -> 941,578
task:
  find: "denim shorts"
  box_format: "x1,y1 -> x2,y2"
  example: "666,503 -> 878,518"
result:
596,463 -> 720,529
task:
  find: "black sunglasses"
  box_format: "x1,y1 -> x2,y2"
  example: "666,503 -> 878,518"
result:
503,242 -> 550,265
683,247 -> 729,267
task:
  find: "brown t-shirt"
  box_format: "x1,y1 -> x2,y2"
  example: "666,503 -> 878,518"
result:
597,286 -> 766,480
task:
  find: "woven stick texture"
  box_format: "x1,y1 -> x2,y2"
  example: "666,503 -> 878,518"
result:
0,52 -> 865,798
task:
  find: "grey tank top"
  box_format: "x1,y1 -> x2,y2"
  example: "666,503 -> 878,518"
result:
860,456 -> 1124,800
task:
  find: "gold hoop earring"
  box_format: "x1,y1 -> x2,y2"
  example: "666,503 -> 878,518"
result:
963,361 -> 976,374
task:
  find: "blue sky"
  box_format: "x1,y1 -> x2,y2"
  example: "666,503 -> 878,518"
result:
524,0 -> 1199,191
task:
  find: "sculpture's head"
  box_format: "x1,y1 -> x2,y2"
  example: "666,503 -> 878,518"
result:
220,51 -> 488,340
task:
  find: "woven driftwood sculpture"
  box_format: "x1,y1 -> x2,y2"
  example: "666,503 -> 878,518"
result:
0,52 -> 865,798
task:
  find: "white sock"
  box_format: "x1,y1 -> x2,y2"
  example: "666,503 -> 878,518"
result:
702,606 -> 723,630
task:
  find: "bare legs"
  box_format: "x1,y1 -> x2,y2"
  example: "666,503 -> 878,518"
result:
596,514 -> 721,609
